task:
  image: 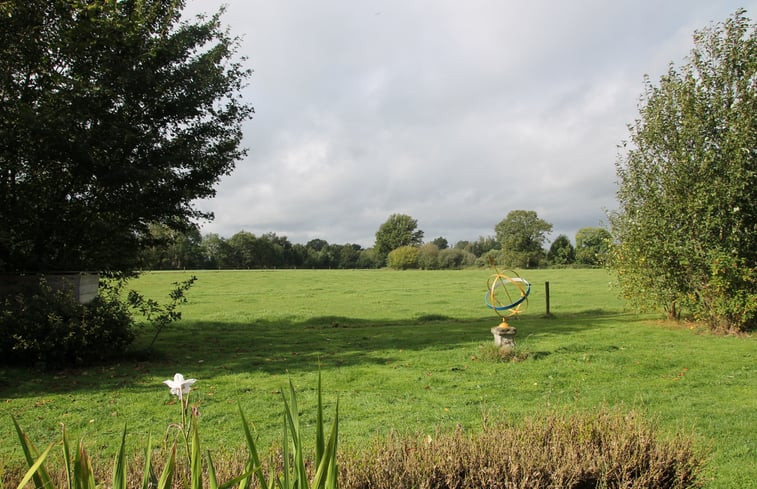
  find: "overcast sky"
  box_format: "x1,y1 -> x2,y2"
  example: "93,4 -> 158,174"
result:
184,0 -> 754,248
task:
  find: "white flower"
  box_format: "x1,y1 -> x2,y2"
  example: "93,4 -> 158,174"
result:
163,373 -> 197,400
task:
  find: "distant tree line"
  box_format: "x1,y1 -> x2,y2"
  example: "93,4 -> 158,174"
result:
138,211 -> 611,271
138,226 -> 382,270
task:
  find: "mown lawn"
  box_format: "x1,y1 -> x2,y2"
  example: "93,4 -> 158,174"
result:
0,269 -> 754,488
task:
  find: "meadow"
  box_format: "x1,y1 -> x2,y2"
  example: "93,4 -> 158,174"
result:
0,269 -> 754,488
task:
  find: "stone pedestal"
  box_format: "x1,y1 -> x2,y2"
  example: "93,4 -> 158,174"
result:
491,325 -> 517,351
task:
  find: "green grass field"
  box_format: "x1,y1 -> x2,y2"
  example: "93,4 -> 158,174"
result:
0,269 -> 754,488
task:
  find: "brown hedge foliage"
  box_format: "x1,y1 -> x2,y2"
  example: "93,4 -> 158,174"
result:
340,409 -> 705,489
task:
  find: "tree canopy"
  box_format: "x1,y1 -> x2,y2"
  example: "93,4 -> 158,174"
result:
547,234 -> 575,265
575,227 -> 611,266
495,210 -> 553,268
610,10 -> 756,331
374,214 -> 424,260
0,0 -> 253,274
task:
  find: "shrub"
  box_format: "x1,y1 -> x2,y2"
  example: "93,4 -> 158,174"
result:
475,249 -> 504,267
696,251 -> 757,332
340,409 -> 706,489
417,243 -> 440,270
0,280 -> 134,369
387,246 -> 419,270
438,248 -> 475,269
356,248 -> 383,269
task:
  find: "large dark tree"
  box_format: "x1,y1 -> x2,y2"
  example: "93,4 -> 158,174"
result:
0,0 -> 253,274
547,234 -> 575,266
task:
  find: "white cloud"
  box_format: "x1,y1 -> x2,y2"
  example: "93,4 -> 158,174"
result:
188,0 -> 755,246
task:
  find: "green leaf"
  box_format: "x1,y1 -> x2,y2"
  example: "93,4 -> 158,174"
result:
11,416 -> 54,489
238,405 -> 268,489
62,425 -> 74,489
74,441 -> 96,489
312,399 -> 339,489
113,425 -> 128,489
315,371 -> 324,463
281,380 -> 308,489
15,443 -> 54,489
207,451 -> 219,489
191,417 -> 203,489
141,433 -> 157,489
157,443 -> 176,489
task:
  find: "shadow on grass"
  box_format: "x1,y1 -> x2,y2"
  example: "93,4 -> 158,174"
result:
0,310 -> 641,397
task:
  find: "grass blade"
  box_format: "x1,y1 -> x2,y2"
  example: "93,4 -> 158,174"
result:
238,405 -> 268,489
142,433 -> 157,489
315,371 -> 324,464
207,451 -> 219,489
14,443 -> 54,489
157,442 -> 176,489
113,425 -> 128,489
74,441 -> 97,489
190,417 -> 202,489
281,414 -> 290,489
324,400 -> 339,489
62,425 -> 74,489
11,416 -> 53,489
282,380 -> 308,489
312,399 -> 339,489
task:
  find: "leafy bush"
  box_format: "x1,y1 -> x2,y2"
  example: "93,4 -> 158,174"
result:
387,246 -> 419,270
697,251 -> 757,332
127,275 -> 197,349
416,243 -> 440,270
438,248 -> 475,269
0,280 -> 134,369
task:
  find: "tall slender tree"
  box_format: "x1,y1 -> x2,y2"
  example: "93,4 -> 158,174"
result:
610,10 -> 756,331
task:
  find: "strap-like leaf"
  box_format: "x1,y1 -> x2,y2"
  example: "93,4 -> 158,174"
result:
207,451 -> 219,489
113,425 -> 128,489
157,443 -> 176,489
15,443 -> 54,489
238,405 -> 269,489
142,433 -> 157,489
75,441 -> 96,489
62,425 -> 74,489
316,371 -> 324,463
312,399 -> 339,489
11,416 -> 53,489
190,417 -> 202,489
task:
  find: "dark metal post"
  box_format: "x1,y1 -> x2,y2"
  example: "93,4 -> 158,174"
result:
545,281 -> 551,316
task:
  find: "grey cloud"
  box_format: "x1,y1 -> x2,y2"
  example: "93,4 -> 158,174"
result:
188,0 -> 755,247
